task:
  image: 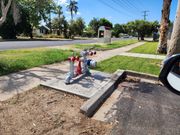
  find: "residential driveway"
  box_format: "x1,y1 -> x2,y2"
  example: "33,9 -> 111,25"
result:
0,38 -> 123,51
94,80 -> 180,135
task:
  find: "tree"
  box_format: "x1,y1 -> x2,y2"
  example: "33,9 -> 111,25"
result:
125,21 -> 136,35
45,1 -> 57,33
167,0 -> 180,56
83,27 -> 96,37
75,17 -> 85,36
126,20 -> 155,40
157,0 -> 172,54
67,0 -> 78,20
68,20 -> 76,38
112,24 -> 125,37
99,18 -> 113,28
19,0 -> 54,28
68,17 -> 85,38
62,18 -> 69,38
89,18 -> 113,37
89,18 -> 99,37
17,0 -> 55,38
0,0 -> 55,39
0,0 -> 20,26
52,5 -> 63,35
0,3 -> 31,39
52,15 -> 67,36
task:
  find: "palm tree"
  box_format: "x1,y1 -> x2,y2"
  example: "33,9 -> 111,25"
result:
67,0 -> 78,20
55,5 -> 63,35
46,2 -> 58,34
157,0 -> 172,54
56,5 -> 63,21
167,0 -> 180,56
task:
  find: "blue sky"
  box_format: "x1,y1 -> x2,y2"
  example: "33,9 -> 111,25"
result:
55,0 -> 178,25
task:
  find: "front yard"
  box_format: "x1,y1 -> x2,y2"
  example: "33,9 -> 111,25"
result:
95,56 -> 162,75
75,39 -> 139,50
0,48 -> 73,75
129,41 -> 160,55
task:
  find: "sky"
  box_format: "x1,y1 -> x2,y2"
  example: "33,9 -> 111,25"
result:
54,0 -> 178,25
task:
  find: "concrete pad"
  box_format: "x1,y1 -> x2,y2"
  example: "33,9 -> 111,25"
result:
41,70 -> 111,99
80,70 -> 126,117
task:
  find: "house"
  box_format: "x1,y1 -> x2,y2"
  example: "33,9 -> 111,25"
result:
39,25 -> 50,35
33,25 -> 50,36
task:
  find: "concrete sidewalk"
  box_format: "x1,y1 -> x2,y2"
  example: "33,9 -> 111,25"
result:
0,42 -> 146,101
119,52 -> 166,60
93,42 -> 145,61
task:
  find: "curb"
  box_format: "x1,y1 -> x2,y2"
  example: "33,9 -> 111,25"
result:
80,70 -> 126,117
125,70 -> 159,81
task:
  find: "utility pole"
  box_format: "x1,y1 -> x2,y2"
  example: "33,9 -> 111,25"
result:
142,10 -> 149,20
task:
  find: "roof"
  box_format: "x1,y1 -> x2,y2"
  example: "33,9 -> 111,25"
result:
98,26 -> 111,31
40,25 -> 50,31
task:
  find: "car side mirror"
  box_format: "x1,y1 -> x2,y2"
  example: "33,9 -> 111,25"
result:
159,54 -> 180,95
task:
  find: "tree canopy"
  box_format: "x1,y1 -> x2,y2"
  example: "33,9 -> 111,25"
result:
0,1 -> 160,40
67,0 -> 78,20
89,18 -> 113,37
112,20 -> 160,40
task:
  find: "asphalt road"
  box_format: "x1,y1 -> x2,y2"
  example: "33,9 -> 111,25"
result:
0,38 -> 123,51
110,81 -> 180,135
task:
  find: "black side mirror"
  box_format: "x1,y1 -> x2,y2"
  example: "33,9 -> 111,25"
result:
159,54 -> 180,95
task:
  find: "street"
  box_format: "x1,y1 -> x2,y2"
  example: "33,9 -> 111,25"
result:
0,38 -> 123,51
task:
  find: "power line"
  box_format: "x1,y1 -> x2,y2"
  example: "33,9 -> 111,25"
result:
125,0 -> 141,12
115,0 -> 139,14
98,0 -> 146,21
138,0 -> 146,8
98,0 -> 132,17
111,0 -> 134,15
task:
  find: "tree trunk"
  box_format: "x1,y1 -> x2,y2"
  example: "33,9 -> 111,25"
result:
167,0 -> 180,56
157,0 -> 172,54
49,13 -> 52,34
71,12 -> 73,20
58,14 -> 61,36
0,0 -> 12,26
141,35 -> 144,40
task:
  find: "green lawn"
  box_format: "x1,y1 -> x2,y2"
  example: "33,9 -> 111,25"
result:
129,42 -> 160,55
0,48 -> 73,75
75,39 -> 139,50
95,56 -> 161,75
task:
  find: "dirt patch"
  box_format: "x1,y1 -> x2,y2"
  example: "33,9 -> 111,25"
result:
0,87 -> 111,135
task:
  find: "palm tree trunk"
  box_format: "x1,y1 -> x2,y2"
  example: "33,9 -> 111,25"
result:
49,13 -> 52,34
58,13 -> 61,35
71,11 -> 73,20
157,0 -> 172,54
0,0 -> 12,26
167,0 -> 180,56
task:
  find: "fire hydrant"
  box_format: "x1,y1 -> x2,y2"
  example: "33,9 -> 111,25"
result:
65,50 -> 97,84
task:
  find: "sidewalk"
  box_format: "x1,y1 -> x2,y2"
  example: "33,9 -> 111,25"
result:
93,42 -> 145,61
0,42 -> 148,101
119,52 -> 166,60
